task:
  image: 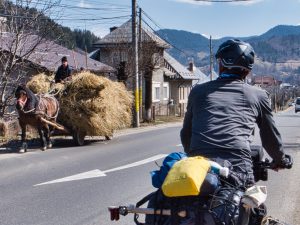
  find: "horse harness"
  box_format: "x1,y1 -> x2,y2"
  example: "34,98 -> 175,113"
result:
22,94 -> 59,120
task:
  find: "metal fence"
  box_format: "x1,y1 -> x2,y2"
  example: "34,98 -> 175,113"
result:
150,103 -> 187,118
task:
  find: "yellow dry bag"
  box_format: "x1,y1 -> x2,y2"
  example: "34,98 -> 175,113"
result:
161,156 -> 210,197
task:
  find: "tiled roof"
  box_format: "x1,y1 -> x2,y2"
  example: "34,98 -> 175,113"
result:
0,32 -> 115,73
94,19 -> 170,49
190,66 -> 210,83
164,52 -> 207,80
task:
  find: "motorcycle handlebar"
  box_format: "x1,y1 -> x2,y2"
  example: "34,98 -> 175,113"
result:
256,154 -> 293,170
280,154 -> 293,169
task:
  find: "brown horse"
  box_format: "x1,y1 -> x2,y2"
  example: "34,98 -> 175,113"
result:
15,85 -> 61,153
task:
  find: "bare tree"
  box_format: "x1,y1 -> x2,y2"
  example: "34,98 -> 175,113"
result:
100,27 -> 165,122
140,45 -> 164,122
0,0 -> 61,117
117,41 -> 164,122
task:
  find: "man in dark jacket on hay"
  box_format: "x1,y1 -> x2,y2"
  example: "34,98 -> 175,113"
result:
54,56 -> 72,83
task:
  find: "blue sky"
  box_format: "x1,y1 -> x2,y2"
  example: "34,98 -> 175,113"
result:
58,0 -> 300,39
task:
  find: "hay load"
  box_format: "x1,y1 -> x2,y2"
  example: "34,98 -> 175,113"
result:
0,119 -> 8,138
0,119 -> 19,140
27,72 -> 133,136
26,73 -> 52,94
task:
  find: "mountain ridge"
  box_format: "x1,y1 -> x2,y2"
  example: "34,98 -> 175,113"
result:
157,25 -> 300,83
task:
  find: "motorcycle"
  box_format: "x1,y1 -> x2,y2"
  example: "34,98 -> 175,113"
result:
108,146 -> 292,225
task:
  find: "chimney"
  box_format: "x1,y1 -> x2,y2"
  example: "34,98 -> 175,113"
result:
188,57 -> 194,72
110,26 -> 118,33
188,62 -> 194,72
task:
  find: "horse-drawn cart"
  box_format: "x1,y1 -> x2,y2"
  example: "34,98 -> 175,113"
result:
51,121 -> 112,146
50,124 -> 87,146
19,72 -> 132,152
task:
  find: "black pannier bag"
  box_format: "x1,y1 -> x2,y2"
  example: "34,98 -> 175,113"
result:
143,189 -> 215,225
209,186 -> 245,225
136,150 -> 268,225
135,185 -> 247,225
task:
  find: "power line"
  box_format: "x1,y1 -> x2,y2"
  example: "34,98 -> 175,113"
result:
55,15 -> 131,21
140,9 -> 211,58
28,1 -> 130,11
141,9 -> 213,47
141,17 -> 190,57
66,0 -> 131,8
140,9 -> 163,31
0,13 -> 131,21
23,0 -> 131,8
140,10 -> 191,55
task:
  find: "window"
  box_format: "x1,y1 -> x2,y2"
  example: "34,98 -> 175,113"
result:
112,52 -> 119,65
152,82 -> 161,102
179,87 -> 183,101
155,87 -> 160,100
120,50 -> 128,62
163,87 -> 168,99
163,83 -> 169,100
179,87 -> 188,101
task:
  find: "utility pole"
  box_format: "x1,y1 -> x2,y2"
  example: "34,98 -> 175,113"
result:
138,7 -> 143,120
84,22 -> 88,70
274,87 -> 278,113
132,0 -> 139,127
209,35 -> 213,81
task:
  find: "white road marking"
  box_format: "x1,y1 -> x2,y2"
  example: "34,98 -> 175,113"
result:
176,144 -> 182,147
34,154 -> 167,186
34,170 -> 106,186
103,154 -> 167,173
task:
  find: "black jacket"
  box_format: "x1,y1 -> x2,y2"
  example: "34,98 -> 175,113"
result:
55,65 -> 72,83
180,77 -> 285,165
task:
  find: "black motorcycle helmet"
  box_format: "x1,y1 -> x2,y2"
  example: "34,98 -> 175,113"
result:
215,39 -> 255,71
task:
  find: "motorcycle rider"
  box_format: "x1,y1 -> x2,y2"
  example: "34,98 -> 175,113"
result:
180,39 -> 292,187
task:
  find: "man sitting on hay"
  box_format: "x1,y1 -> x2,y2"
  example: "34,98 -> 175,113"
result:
55,56 -> 72,83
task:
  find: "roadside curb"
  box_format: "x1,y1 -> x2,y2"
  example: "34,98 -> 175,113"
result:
0,121 -> 183,160
114,121 -> 182,137
274,106 -> 293,114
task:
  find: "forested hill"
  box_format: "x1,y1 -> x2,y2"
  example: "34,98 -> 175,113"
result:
0,2 -> 100,52
58,28 -> 100,53
157,25 -> 300,83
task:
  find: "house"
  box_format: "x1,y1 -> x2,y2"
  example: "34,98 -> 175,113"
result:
252,75 -> 281,87
0,32 -> 115,81
280,82 -> 293,89
163,52 -> 209,115
92,19 -> 205,117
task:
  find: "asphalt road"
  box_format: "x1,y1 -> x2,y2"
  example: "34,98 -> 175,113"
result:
0,107 -> 299,225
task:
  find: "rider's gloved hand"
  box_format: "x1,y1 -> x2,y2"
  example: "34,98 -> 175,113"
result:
273,154 -> 293,170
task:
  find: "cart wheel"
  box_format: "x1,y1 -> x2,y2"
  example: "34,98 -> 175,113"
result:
73,130 -> 86,146
105,135 -> 113,140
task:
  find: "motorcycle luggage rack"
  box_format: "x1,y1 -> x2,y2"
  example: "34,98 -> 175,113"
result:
108,205 -> 186,221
